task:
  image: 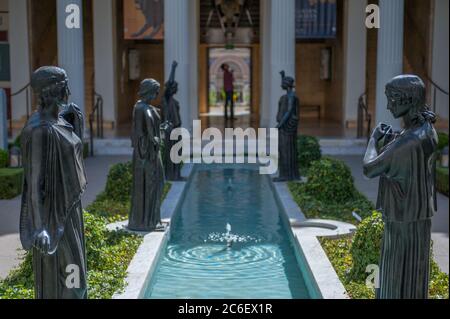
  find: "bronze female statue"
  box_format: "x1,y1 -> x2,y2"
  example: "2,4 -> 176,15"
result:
275,71 -> 300,181
129,78 -> 165,232
161,61 -> 183,181
20,66 -> 88,299
363,75 -> 438,299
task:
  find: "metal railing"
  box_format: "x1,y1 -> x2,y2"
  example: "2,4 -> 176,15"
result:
10,83 -> 32,137
424,75 -> 449,114
357,93 -> 372,141
89,91 -> 104,156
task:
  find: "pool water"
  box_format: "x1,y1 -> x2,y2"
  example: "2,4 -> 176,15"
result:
144,165 -> 314,299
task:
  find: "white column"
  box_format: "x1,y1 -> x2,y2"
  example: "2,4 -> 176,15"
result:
343,0 -> 367,125
93,0 -> 117,124
261,0 -> 296,128
57,0 -> 85,118
375,0 -> 404,128
431,0 -> 449,122
164,0 -> 193,130
260,0 -> 271,127
8,0 -> 31,121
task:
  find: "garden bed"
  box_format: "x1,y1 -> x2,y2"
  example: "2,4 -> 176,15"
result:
288,141 -> 449,299
0,161 -> 170,299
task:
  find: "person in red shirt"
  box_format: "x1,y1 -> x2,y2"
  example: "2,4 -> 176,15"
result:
221,63 -> 235,120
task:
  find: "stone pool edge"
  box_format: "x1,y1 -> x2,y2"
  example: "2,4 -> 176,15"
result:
110,164 -> 194,299
271,182 -> 351,299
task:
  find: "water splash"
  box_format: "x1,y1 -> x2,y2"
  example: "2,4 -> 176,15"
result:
205,223 -> 261,247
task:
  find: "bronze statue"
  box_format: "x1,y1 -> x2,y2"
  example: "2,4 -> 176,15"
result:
363,75 -> 438,299
129,78 -> 165,232
161,61 -> 183,181
275,71 -> 300,181
20,66 -> 88,299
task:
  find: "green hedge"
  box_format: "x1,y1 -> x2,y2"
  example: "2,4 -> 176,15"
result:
436,166 -> 449,196
321,213 -> 450,299
288,157 -> 374,224
0,149 -> 8,169
437,132 -> 449,153
349,212 -> 384,280
297,135 -> 321,173
104,162 -> 133,203
0,168 -> 23,199
304,157 -> 355,203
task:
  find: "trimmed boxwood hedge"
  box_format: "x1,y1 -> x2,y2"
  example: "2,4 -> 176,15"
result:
436,166 -> 449,196
0,149 -> 8,168
297,135 -> 322,173
0,168 -> 23,199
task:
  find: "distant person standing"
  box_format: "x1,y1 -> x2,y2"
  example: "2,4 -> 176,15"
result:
221,63 -> 235,120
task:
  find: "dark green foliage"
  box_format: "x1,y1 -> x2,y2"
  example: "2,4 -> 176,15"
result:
349,212 -> 384,280
437,132 -> 449,152
297,135 -> 322,173
86,194 -> 130,223
304,157 -> 356,203
0,149 -> 8,168
436,166 -> 449,196
289,181 -> 374,224
0,168 -> 23,199
104,162 -> 133,203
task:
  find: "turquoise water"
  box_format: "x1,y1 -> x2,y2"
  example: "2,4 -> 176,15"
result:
144,165 -> 314,299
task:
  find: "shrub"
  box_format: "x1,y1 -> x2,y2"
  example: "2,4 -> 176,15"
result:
86,195 -> 130,223
0,168 -> 23,199
437,132 -> 449,152
436,166 -> 449,196
297,135 -> 321,172
104,162 -> 133,203
0,149 -> 8,168
349,212 -> 384,280
304,157 -> 355,203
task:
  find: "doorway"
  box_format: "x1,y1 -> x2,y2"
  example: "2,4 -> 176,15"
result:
205,47 -> 252,118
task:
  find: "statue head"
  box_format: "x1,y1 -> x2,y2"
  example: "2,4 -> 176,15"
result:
281,76 -> 295,91
385,75 -> 426,119
139,78 -> 160,102
31,66 -> 70,113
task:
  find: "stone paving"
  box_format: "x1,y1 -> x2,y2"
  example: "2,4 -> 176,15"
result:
0,155 -> 131,279
333,155 -> 449,274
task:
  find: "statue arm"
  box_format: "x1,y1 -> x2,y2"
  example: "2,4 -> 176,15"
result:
60,103 -> 84,140
363,127 -> 397,178
28,127 -> 52,254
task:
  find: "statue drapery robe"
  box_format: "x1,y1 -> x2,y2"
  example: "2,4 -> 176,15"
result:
364,121 -> 438,299
162,95 -> 182,181
20,105 -> 87,299
276,93 -> 300,180
129,101 -> 165,231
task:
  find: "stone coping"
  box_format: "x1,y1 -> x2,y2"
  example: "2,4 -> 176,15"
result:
272,180 -> 355,299
111,164 -> 194,299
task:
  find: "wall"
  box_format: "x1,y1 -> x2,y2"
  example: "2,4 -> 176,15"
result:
296,0 -> 344,124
